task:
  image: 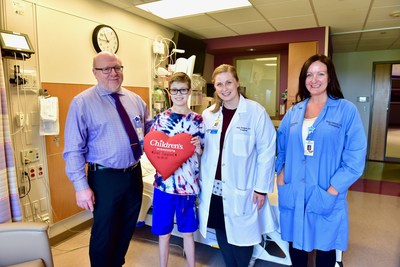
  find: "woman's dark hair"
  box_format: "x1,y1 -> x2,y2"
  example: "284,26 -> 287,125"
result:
296,54 -> 344,101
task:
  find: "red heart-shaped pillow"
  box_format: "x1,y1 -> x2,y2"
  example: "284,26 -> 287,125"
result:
143,131 -> 195,180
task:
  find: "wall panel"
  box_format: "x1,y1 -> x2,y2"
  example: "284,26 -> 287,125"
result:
42,82 -> 148,222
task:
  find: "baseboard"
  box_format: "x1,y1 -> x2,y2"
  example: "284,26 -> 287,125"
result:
49,211 -> 93,246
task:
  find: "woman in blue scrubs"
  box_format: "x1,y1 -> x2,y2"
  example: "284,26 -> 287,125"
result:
276,54 -> 367,267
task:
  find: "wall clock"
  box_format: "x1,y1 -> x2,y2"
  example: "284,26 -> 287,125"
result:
92,24 -> 119,53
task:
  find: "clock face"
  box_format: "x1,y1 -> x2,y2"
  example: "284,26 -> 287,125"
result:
92,25 -> 119,53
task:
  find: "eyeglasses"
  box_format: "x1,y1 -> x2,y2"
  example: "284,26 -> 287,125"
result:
169,88 -> 189,95
94,66 -> 124,74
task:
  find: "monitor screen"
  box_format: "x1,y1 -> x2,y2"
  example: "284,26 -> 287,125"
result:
171,32 -> 206,75
0,30 -> 35,54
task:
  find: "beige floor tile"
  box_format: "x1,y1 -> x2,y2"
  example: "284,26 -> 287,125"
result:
51,191 -> 400,267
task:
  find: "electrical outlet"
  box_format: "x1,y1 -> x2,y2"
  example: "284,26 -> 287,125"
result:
27,165 -> 36,180
20,71 -> 38,90
37,164 -> 44,178
15,112 -> 24,126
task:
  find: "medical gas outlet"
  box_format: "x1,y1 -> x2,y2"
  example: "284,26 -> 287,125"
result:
20,148 -> 39,164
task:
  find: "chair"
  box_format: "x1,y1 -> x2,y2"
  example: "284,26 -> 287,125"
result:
0,222 -> 54,267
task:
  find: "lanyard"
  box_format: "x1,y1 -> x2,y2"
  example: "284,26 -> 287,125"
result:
306,125 -> 315,140
209,111 -> 222,134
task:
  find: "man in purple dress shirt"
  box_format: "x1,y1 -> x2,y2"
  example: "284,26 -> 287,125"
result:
63,51 -> 153,267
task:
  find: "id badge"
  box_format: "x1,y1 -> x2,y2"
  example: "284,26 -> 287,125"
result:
210,129 -> 218,134
304,140 -> 314,156
134,116 -> 144,146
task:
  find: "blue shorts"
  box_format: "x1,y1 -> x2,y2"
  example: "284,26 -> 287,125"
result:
151,188 -> 198,235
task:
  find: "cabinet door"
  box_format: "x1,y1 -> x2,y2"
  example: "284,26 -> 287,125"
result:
287,41 -> 318,109
369,64 -> 391,161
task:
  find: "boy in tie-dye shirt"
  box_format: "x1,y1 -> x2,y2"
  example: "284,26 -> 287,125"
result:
150,72 -> 205,267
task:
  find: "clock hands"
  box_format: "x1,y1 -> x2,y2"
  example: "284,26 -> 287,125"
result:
104,33 -> 110,43
99,32 -> 109,43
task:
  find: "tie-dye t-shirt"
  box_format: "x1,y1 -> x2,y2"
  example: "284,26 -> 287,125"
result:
150,109 -> 205,195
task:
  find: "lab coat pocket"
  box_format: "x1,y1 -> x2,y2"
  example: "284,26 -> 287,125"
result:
277,183 -> 295,210
233,188 -> 255,216
232,134 -> 253,156
306,186 -> 337,215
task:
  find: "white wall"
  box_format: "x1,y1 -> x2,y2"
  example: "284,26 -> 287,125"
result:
34,0 -> 174,86
333,49 -> 400,137
1,0 -> 174,224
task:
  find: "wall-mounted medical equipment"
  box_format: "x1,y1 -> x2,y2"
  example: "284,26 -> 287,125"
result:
0,29 -> 35,60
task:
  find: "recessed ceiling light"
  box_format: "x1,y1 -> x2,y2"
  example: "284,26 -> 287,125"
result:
389,11 -> 400,18
136,0 -> 251,19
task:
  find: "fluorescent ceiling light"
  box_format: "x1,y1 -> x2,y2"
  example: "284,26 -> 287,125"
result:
136,0 -> 251,19
255,57 -> 277,61
265,63 -> 277,66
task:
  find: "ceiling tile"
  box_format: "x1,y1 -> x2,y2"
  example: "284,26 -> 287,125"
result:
389,38 -> 400,48
269,15 -> 317,31
317,10 -> 369,27
208,7 -> 264,24
372,0 -> 400,7
228,20 -> 276,35
361,29 -> 400,38
168,15 -> 222,30
102,0 -> 132,9
313,0 -> 371,29
331,33 -> 361,42
255,0 -> 313,19
189,26 -> 238,39
312,0 -> 372,11
250,0 -> 293,5
369,5 -> 400,20
101,0 -> 400,53
365,20 -> 400,29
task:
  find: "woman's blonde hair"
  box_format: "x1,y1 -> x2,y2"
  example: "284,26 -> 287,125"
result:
210,64 -> 240,113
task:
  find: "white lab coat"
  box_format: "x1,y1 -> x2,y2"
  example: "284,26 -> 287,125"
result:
198,95 -> 278,246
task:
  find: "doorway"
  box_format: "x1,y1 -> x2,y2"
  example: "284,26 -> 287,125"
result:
385,64 -> 400,161
235,55 -> 280,119
369,63 -> 400,162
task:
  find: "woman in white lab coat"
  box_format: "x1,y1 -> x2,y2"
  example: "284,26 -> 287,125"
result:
198,64 -> 278,267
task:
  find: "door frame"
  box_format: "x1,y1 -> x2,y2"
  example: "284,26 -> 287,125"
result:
368,61 -> 400,161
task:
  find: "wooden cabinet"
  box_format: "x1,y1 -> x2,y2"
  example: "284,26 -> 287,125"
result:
287,41 -> 318,109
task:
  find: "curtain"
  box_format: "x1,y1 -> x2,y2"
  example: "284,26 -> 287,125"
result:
0,49 -> 22,223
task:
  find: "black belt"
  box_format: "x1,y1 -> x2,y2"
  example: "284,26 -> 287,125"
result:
88,162 -> 139,172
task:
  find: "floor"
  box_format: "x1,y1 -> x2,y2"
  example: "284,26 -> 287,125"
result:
51,161 -> 400,267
